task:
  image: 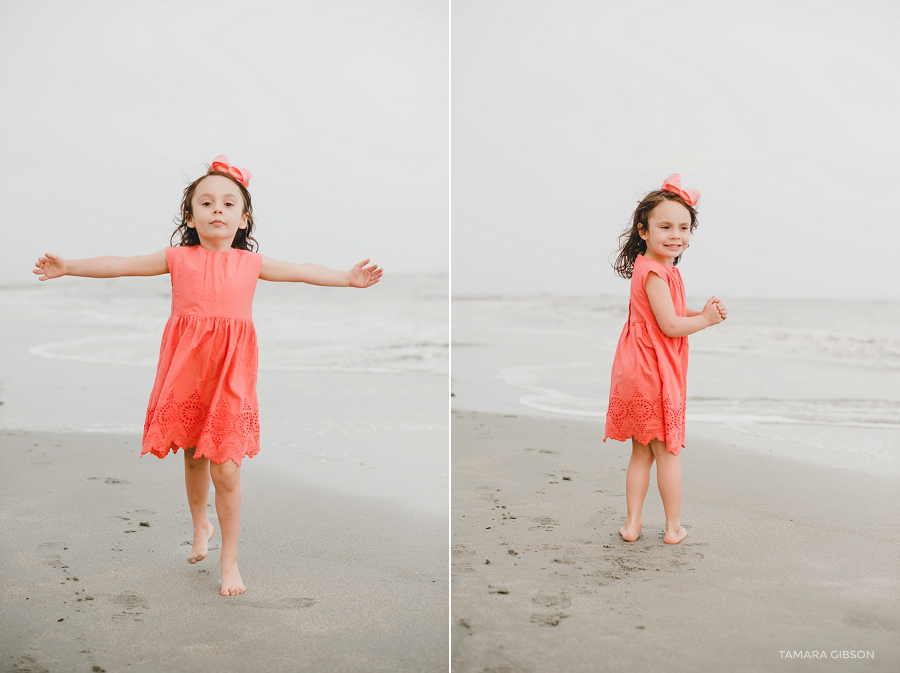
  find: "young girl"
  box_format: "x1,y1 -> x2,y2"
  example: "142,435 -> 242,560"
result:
33,155 -> 382,595
603,174 -> 725,544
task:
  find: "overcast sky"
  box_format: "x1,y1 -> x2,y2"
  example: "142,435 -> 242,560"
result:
3,1 -> 898,299
452,0 -> 900,299
1,0 -> 447,286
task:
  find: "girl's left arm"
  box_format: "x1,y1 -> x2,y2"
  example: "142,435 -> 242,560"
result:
646,273 -> 726,337
259,256 -> 383,287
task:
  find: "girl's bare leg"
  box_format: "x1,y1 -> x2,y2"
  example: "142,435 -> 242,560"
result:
210,459 -> 245,596
183,448 -> 215,563
650,439 -> 688,544
620,440 -> 654,541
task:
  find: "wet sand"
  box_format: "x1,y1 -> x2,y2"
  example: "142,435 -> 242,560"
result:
1,430 -> 448,673
451,411 -> 900,672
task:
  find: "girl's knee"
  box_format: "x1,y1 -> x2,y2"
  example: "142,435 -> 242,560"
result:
631,447 -> 654,467
651,445 -> 680,464
210,460 -> 241,490
648,440 -> 672,459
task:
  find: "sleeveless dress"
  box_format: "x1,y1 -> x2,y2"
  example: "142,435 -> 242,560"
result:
141,246 -> 262,465
603,254 -> 689,454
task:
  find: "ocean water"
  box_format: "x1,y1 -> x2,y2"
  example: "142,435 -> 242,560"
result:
18,275 -> 447,375
451,295 -> 900,477
0,274 -> 448,513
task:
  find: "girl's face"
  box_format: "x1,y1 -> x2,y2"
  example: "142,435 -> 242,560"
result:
187,175 -> 248,250
639,199 -> 691,266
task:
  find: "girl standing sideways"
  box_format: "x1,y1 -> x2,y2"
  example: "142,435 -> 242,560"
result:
603,174 -> 725,544
33,156 -> 382,595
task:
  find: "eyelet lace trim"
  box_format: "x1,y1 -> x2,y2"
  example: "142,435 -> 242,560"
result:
142,390 -> 260,465
605,385 -> 685,454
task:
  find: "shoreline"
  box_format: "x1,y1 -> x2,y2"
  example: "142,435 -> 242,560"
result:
1,429 -> 448,673
451,410 -> 900,672
449,293 -> 900,483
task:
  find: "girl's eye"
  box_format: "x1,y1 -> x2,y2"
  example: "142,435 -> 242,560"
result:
226,202 -> 234,207
201,201 -> 211,206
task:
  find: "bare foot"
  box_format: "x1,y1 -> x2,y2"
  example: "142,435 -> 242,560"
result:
220,560 -> 246,596
664,526 -> 688,544
188,523 -> 214,564
619,521 -> 642,542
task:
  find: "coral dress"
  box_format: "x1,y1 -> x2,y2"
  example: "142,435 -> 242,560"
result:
142,246 -> 261,465
603,254 -> 689,454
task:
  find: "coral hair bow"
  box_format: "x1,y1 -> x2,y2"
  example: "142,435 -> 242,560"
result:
661,173 -> 700,207
209,155 -> 252,187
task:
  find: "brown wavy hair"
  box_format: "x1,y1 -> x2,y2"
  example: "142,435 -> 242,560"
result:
170,171 -> 259,251
612,190 -> 698,278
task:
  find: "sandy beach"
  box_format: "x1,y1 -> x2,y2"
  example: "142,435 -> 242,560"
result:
451,411 -> 900,672
1,429 -> 447,673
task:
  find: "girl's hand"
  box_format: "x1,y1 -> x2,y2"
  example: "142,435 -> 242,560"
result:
701,296 -> 725,326
33,253 -> 68,281
349,259 -> 383,288
715,298 -> 727,321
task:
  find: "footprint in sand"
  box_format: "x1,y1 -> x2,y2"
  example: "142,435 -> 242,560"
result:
111,591 -> 149,622
528,516 -> 559,532
530,612 -> 569,627
451,544 -> 475,556
532,592 -> 572,610
451,544 -> 477,574
113,591 -> 149,610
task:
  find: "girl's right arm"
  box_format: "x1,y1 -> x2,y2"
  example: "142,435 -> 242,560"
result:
33,250 -> 169,281
645,272 -> 724,338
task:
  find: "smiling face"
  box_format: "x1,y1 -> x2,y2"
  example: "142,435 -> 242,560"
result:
186,175 -> 248,250
639,198 -> 692,266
